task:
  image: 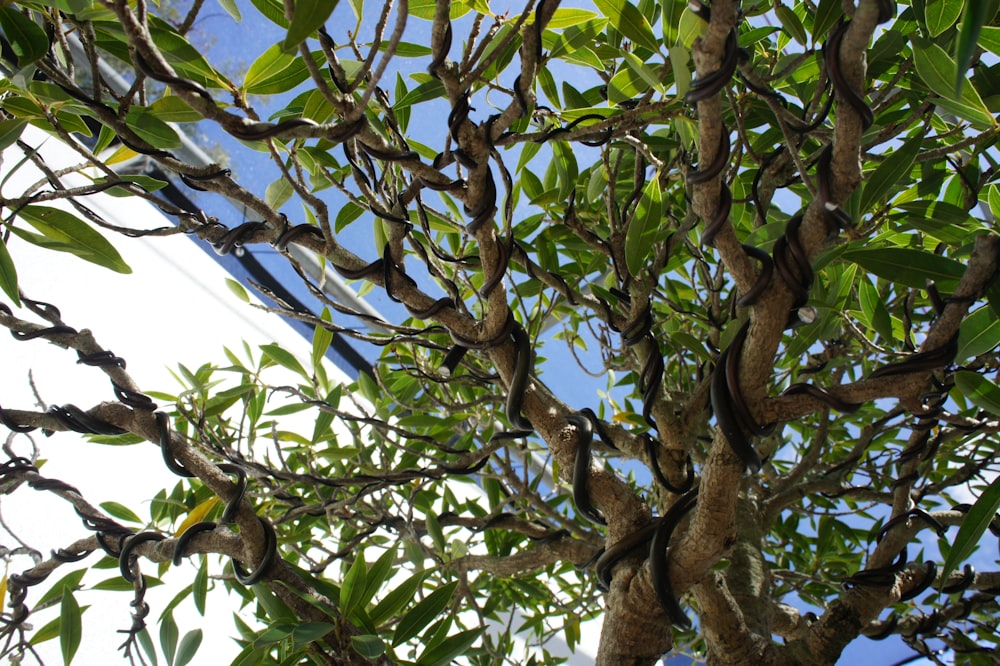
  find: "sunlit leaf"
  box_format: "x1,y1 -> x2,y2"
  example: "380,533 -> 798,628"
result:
939,473 -> 1000,583
100,501 -> 143,524
244,44 -> 311,95
16,205 -> 131,274
216,0 -> 242,21
259,343 -> 308,377
175,497 -> 220,536
924,0 -> 963,37
265,176 -> 295,210
913,39 -> 996,128
955,370 -> 1000,417
250,0 -> 290,28
125,106 -> 182,149
282,0 -> 338,53
625,175 -> 663,277
957,307 -> 1000,360
593,0 -> 659,53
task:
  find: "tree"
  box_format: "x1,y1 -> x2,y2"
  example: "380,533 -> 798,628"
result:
0,0 -> 999,663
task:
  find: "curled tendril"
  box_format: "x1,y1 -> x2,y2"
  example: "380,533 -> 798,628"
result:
710,321 -> 763,473
567,412 -> 605,526
649,488 -> 699,628
231,517 -> 277,585
119,532 -> 167,583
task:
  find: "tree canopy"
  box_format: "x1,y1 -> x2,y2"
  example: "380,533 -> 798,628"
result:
0,0 -> 1000,664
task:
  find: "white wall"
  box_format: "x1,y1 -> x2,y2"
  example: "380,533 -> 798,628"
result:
0,125 -> 351,663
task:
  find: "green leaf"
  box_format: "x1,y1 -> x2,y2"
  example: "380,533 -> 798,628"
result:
36,569 -> 86,607
125,106 -> 182,149
259,343 -> 308,378
16,205 -> 131,274
60,592 -> 82,665
30,616 -> 62,645
894,200 -> 981,245
160,612 -> 179,666
265,176 -> 295,210
351,635 -> 386,659
622,51 -> 663,93
547,8 -> 600,28
668,45 -> 691,98
607,66 -> 650,105
417,627 -> 484,666
147,96 -> 202,123
955,370 -> 1000,417
661,0 -> 684,45
939,473 -> 1000,583
593,0 -> 660,53
625,174 -> 663,277
0,7 -> 49,68
980,26 -> 1000,57
989,184 -> 1000,222
282,0 -> 337,53
0,118 -> 27,152
775,5 -> 807,46
244,44 -> 310,95
340,555 -> 369,617
912,39 -> 996,128
924,0 -> 963,37
362,546 -> 397,605
394,79 -> 446,110
254,623 -> 295,647
957,307 -> 1000,360
92,575 -> 163,591
193,559 -> 208,616
393,581 -> 458,646
812,0 -> 843,40
312,313 -> 334,370
216,0 -> 242,21
99,501 -> 143,524
409,0 -> 471,20
954,1 -> 988,94
250,0 -> 290,27
842,247 -> 965,290
858,279 -> 893,343
93,174 -> 169,196
175,630 -> 203,666
335,202 -> 364,232
0,235 -> 19,307
678,6 -> 708,49
225,278 -> 251,303
860,134 -> 922,214
291,622 -> 334,646
425,511 -> 446,552
137,628 -> 159,666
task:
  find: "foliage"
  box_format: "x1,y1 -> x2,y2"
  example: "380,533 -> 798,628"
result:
0,0 -> 999,664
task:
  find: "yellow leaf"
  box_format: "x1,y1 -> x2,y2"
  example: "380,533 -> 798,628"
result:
104,144 -> 139,165
175,497 -> 220,535
0,573 -> 7,609
611,412 -> 644,425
